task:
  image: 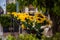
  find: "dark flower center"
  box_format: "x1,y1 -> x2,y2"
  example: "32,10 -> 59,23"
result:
38,14 -> 43,18
31,17 -> 33,19
38,18 -> 41,20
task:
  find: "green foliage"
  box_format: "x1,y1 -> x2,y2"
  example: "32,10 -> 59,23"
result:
17,0 -> 28,11
0,38 -> 2,40
6,34 -> 39,40
0,14 -> 11,27
42,33 -> 60,40
6,35 -> 16,40
22,20 -> 34,30
53,2 -> 60,16
6,33 -> 60,40
6,3 -> 16,12
0,14 -> 18,27
17,0 -> 60,16
18,34 -> 39,40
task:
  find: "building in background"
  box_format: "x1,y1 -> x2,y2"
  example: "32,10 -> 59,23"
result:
6,0 -> 16,4
0,0 -> 16,14
0,0 -> 6,14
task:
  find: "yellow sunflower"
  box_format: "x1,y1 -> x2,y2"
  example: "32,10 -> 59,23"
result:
19,15 -> 26,21
46,19 -> 52,25
12,12 -> 16,15
17,13 -> 21,17
21,24 -> 26,29
35,12 -> 45,18
7,12 -> 10,15
17,13 -> 29,22
36,17 -> 44,23
28,16 -> 35,21
12,12 -> 17,17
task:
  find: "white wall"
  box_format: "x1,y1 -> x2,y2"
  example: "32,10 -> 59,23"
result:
0,0 -> 6,14
8,0 -> 16,4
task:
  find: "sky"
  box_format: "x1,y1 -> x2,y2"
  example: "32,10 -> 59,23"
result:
0,0 -> 6,14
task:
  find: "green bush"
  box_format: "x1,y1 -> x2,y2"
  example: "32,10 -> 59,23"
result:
0,14 -> 19,27
6,34 -> 39,40
0,38 -> 2,40
42,33 -> 60,40
6,34 -> 16,40
6,3 -> 16,12
0,14 -> 11,27
6,33 -> 60,40
18,34 -> 39,40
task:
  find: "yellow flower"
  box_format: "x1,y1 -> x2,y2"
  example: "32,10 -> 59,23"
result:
35,12 -> 45,18
21,24 -> 26,29
7,12 -> 10,15
36,17 -> 44,23
16,13 -> 21,19
12,12 -> 17,17
28,16 -> 35,21
12,12 -> 16,15
46,19 -> 52,25
41,17 -> 46,21
35,12 -> 46,23
23,13 -> 29,18
19,15 -> 25,21
17,13 -> 29,22
17,13 -> 22,20
24,13 -> 28,14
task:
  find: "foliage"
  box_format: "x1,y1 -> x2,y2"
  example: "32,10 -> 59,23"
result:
6,34 -> 16,40
42,33 -> 60,40
17,0 -> 28,11
0,14 -> 18,27
6,3 -> 16,12
6,34 -> 39,40
6,33 -> 60,40
0,38 -> 2,40
18,34 -> 39,40
53,1 -> 60,16
17,0 -> 46,12
17,0 -> 60,16
11,12 -> 51,29
10,12 -> 52,39
0,14 -> 11,27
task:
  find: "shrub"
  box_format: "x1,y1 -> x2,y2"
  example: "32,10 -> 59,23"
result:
6,34 -> 16,40
18,34 -> 39,40
41,33 -> 60,40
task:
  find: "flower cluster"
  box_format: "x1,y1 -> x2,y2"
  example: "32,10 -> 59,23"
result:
8,12 -> 52,30
11,12 -> 46,22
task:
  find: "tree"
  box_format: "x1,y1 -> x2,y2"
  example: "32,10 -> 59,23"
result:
6,3 -> 16,12
17,0 -> 60,33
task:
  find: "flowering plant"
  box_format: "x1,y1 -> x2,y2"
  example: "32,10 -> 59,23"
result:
10,12 -> 52,39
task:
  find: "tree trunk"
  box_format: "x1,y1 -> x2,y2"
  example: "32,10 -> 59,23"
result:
49,11 -> 60,34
